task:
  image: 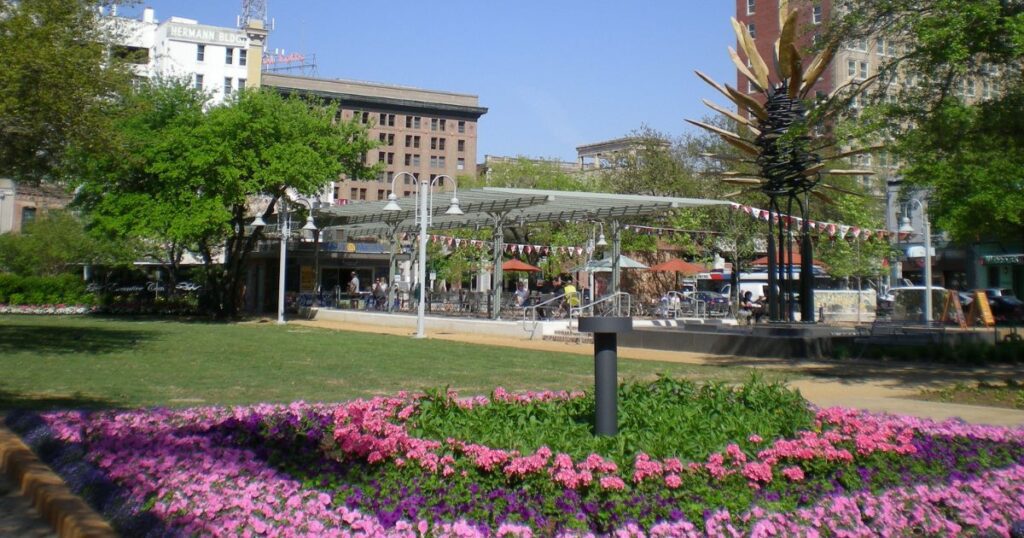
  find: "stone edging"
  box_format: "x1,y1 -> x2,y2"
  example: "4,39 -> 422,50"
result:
0,424 -> 117,538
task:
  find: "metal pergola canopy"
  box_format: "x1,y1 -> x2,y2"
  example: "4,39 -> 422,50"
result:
310,187 -> 729,321
314,187 -> 730,235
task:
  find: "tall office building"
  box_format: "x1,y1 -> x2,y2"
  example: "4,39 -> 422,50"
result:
262,74 -> 487,205
108,7 -> 263,104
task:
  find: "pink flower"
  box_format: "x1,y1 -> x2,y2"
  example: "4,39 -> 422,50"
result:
600,476 -> 626,491
781,466 -> 805,481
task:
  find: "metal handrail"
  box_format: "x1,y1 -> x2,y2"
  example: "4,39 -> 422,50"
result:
568,292 -> 632,331
658,291 -> 706,319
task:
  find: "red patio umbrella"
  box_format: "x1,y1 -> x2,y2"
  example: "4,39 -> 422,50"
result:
648,258 -> 707,289
648,258 -> 707,275
502,259 -> 543,272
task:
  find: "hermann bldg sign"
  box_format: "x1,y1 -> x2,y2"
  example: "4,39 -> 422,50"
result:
166,22 -> 247,47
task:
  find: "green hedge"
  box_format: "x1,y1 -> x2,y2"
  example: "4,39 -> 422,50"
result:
0,273 -> 96,305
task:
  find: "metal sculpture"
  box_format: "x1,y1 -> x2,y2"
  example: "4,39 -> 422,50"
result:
688,0 -> 873,322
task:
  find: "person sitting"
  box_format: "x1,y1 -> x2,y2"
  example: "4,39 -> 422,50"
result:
514,281 -> 530,307
372,278 -> 387,310
738,291 -> 755,325
560,276 -> 580,317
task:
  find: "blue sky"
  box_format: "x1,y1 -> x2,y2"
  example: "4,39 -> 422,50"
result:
119,1 -> 736,162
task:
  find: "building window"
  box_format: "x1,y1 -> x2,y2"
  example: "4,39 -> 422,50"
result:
457,158 -> 465,171
747,23 -> 756,38
361,112 -> 370,124
982,79 -> 992,99
387,152 -> 394,164
431,118 -> 440,131
403,174 -> 413,185
377,189 -> 386,199
406,116 -> 421,129
414,135 -> 420,148
859,61 -> 868,79
413,173 -> 420,182
387,133 -> 394,146
239,49 -> 247,66
378,151 -> 386,163
197,44 -> 205,62
812,5 -> 822,24
748,79 -> 757,93
405,154 -> 420,166
386,171 -> 394,183
238,78 -> 246,89
431,137 -> 446,150
194,73 -> 204,89
380,133 -> 387,143
430,156 -> 438,168
405,135 -> 412,147
440,119 -> 446,131
224,77 -> 232,95
965,79 -> 976,97
457,140 -> 465,152
21,207 -> 36,227
746,0 -> 755,15
225,47 -> 234,64
458,120 -> 466,133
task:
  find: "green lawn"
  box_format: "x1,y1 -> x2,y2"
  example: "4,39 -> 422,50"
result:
0,315 -> 794,410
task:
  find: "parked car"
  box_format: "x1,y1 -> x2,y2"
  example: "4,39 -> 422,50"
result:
886,286 -> 947,322
682,291 -> 731,317
973,288 -> 1024,322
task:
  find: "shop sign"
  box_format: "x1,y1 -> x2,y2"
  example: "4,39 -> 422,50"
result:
983,254 -> 1024,265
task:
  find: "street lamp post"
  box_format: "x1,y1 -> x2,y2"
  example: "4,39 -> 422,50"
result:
383,173 -> 462,338
899,198 -> 932,324
252,193 -> 318,325
584,222 -> 607,309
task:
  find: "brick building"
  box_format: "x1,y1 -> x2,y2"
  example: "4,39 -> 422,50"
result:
261,74 -> 487,205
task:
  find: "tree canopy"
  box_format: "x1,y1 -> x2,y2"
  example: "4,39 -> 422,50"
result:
823,0 -> 1024,242
73,82 -> 378,317
0,0 -> 130,182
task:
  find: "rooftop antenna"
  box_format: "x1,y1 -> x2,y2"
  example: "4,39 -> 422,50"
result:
240,0 -> 267,26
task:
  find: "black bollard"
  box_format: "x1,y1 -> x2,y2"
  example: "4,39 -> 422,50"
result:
578,317 -> 633,436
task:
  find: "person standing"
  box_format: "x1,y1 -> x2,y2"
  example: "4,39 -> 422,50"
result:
347,271 -> 360,308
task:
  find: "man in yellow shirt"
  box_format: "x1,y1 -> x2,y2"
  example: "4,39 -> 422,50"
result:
560,275 -> 579,316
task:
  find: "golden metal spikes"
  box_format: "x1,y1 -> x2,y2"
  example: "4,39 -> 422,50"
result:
801,46 -> 837,98
827,144 -> 887,161
824,169 -> 876,175
701,99 -> 761,134
720,177 -> 765,184
776,10 -> 799,79
729,47 -> 766,93
724,84 -> 769,121
730,17 -> 770,89
685,119 -> 761,155
821,183 -> 869,197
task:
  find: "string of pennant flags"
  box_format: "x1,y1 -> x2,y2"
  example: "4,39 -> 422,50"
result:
396,203 -> 901,255
727,203 -> 900,242
398,233 -> 591,257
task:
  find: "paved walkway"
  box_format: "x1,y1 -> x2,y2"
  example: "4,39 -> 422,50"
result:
293,318 -> 1024,427
0,472 -> 55,538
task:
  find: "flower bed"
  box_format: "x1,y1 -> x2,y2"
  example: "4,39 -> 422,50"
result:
0,303 -> 96,315
6,379 -> 1024,537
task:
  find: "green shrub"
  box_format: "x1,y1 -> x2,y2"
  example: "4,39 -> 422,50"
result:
0,273 -> 95,305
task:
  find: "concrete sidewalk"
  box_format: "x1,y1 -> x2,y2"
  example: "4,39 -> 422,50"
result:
293,318 -> 1024,427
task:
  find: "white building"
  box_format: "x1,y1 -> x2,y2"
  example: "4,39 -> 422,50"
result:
109,7 -> 261,105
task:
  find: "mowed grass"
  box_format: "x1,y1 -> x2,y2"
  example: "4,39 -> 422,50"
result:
0,315 -> 794,410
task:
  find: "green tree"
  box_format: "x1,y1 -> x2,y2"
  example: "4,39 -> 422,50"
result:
74,84 -> 377,318
0,210 -> 138,276
821,0 -> 1024,242
0,0 -> 130,182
